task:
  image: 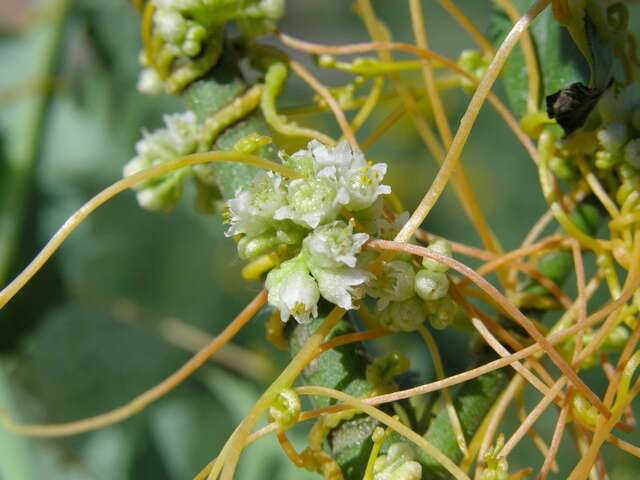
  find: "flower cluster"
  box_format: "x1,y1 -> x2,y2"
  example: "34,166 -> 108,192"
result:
226,140 -> 390,323
123,109 -> 227,213
457,49 -> 490,95
225,140 -> 460,328
138,0 -> 285,94
370,237 -> 455,332
542,81 -> 640,216
123,111 -> 200,211
373,442 -> 422,480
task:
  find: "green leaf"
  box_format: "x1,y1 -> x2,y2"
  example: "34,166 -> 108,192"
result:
489,0 -> 611,118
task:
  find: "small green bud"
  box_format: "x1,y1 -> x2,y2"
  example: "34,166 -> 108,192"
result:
366,352 -> 410,389
549,155 -> 575,181
317,54 -> 336,68
237,230 -> 280,260
368,260 -> 416,310
595,150 -> 619,170
480,435 -> 508,480
572,393 -> 599,427
378,297 -> 426,332
137,68 -> 164,95
414,270 -> 449,301
597,123 -> 628,153
425,296 -> 458,330
421,237 -> 452,272
374,443 -> 422,480
269,388 -> 301,431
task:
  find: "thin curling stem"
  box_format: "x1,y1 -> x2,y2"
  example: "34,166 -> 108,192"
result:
216,307 -> 346,480
394,0 -> 551,243
288,60 -> 358,149
0,290 -> 267,437
0,152 -> 298,310
278,34 -> 538,164
437,0 -> 495,56
418,325 -> 468,456
296,385 -> 471,480
366,239 -> 610,418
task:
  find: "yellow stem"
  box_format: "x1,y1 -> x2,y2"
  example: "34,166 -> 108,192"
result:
394,0 -> 552,243
418,325 -> 468,455
437,0 -> 495,55
0,290 -> 267,437
216,307 -> 345,480
296,385 -> 471,480
0,152 -> 297,310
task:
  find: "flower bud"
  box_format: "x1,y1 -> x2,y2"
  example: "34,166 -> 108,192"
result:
265,257 -> 320,323
373,442 -> 422,480
368,260 -> 416,310
378,297 -> 426,332
414,270 -> 449,301
421,238 -> 452,273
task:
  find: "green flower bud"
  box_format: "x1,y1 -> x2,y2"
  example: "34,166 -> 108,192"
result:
425,296 -> 458,330
368,260 -> 416,310
269,388 -> 301,431
549,155 -> 576,181
378,297 -> 426,332
265,256 -> 320,324
137,68 -> 164,95
597,123 -> 628,153
415,270 -> 449,301
373,443 -> 422,480
480,435 -> 508,480
366,352 -> 410,389
421,237 -> 452,273
595,150 -> 620,170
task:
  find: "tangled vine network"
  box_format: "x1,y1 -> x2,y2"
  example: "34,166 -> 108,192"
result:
3,0 -> 640,479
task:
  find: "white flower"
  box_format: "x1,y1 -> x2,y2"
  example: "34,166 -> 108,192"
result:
225,172 -> 287,237
310,264 -> 371,310
378,297 -> 426,332
374,442 -> 422,480
341,161 -> 391,211
137,68 -> 164,95
414,270 -> 449,301
304,220 -> 369,269
274,175 -> 348,229
265,257 -> 320,324
307,140 -> 391,212
309,139 -> 361,170
154,8 -> 187,43
367,260 -> 416,310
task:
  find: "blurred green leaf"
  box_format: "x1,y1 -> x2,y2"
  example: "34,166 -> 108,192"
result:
490,0 -> 591,117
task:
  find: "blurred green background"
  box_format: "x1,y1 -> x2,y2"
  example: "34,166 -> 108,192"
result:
0,0 -> 639,478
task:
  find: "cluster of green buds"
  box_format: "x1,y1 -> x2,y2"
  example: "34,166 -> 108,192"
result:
479,435 -> 508,480
123,109 -> 232,213
123,111 -> 204,211
541,82 -> 640,212
138,0 -> 285,94
373,442 -> 422,480
226,140 -> 391,323
456,49 -> 490,95
370,237 -> 457,332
